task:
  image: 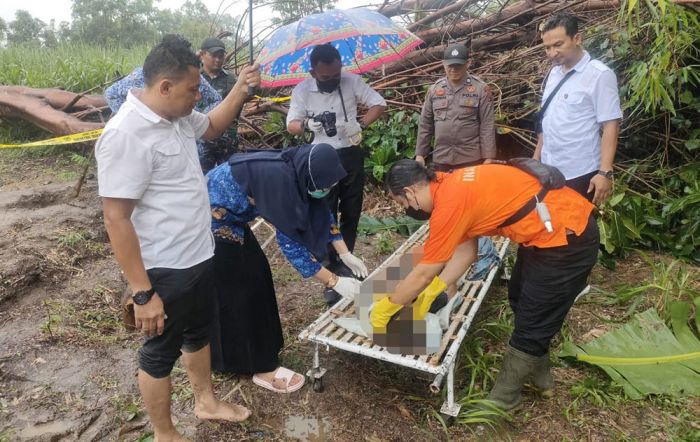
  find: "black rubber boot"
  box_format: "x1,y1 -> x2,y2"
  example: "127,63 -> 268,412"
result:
486,345 -> 539,411
530,353 -> 555,397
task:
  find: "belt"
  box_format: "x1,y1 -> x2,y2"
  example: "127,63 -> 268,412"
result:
432,159 -> 484,172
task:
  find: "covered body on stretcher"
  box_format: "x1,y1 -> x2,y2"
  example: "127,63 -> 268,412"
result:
299,223 -> 510,378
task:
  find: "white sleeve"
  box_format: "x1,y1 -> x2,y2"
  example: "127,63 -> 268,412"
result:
354,75 -> 386,108
592,70 -> 622,123
186,110 -> 211,139
95,128 -> 153,200
286,85 -> 308,126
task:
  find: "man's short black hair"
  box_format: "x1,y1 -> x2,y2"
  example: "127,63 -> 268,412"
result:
310,44 -> 341,67
542,13 -> 579,38
143,34 -> 201,86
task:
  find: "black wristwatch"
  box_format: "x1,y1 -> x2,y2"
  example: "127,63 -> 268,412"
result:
597,169 -> 614,180
132,287 -> 156,305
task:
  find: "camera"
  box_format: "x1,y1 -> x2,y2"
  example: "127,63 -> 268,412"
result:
313,111 -> 337,137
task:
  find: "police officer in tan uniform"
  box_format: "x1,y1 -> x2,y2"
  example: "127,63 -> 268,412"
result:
416,43 -> 496,172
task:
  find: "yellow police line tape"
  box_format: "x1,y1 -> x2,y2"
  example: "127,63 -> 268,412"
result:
255,95 -> 290,103
1,95 -> 291,149
2,110 -> 508,149
0,129 -> 104,149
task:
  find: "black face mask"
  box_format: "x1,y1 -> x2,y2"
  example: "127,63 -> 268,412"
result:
316,77 -> 340,93
405,206 -> 431,220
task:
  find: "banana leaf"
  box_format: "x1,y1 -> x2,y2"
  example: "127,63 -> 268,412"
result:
358,214 -> 425,236
560,307 -> 700,399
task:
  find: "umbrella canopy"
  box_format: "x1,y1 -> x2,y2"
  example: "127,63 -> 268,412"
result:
257,8 -> 423,88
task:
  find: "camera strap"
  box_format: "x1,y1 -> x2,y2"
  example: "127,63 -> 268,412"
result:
535,69 -> 576,133
337,86 -> 349,123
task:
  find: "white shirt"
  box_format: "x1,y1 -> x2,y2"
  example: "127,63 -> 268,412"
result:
541,51 -> 622,179
96,90 -> 214,270
287,71 -> 386,149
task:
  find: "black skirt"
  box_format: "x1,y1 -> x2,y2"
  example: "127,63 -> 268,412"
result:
209,226 -> 283,374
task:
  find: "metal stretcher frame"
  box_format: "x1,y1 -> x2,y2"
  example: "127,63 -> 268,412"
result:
298,224 -> 510,417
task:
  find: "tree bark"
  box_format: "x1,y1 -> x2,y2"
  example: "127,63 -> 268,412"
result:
414,0 -> 620,45
0,89 -> 105,136
379,0 -> 455,18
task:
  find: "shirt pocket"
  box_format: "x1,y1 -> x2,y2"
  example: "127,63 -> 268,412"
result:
457,99 -> 479,120
433,99 -> 448,121
562,91 -> 589,113
153,139 -> 186,179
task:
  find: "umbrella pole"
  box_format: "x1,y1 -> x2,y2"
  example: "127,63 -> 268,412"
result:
248,0 -> 254,96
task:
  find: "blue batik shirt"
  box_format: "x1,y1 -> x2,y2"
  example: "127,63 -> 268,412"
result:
104,67 -> 222,156
207,164 -> 342,278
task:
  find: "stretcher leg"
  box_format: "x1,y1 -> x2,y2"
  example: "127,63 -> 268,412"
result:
307,342 -> 327,392
439,361 -> 461,420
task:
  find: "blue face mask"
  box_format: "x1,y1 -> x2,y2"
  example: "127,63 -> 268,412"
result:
308,188 -> 331,199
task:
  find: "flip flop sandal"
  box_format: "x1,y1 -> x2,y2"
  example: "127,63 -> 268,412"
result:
252,366 -> 305,393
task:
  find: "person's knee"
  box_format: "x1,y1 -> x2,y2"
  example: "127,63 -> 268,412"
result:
138,346 -> 180,379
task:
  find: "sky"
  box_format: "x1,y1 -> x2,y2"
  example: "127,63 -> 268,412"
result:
0,0 -> 385,28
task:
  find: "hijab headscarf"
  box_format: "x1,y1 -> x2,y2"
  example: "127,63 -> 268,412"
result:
229,143 -> 346,260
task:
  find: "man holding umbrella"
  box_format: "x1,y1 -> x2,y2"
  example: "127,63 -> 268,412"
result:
287,43 -> 386,305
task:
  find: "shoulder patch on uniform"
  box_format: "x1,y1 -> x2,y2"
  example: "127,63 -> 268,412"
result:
483,85 -> 493,100
588,59 -> 612,73
469,75 -> 486,85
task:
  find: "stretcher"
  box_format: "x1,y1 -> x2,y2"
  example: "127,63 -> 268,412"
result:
298,224 -> 510,418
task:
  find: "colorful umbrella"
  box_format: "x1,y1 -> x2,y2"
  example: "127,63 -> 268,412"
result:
257,8 -> 423,88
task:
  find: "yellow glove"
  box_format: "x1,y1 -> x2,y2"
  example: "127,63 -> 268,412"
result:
412,276 -> 448,320
370,296 -> 403,333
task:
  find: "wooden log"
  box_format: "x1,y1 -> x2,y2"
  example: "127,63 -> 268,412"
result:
0,91 -> 105,136
414,0 -> 620,45
379,0 -> 455,18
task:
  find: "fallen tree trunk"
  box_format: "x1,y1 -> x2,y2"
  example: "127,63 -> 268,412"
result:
0,89 -> 105,136
407,0 -> 479,31
414,0 -> 620,45
379,0 -> 454,17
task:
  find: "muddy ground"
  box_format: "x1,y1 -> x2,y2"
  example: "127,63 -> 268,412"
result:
1,151 -> 698,442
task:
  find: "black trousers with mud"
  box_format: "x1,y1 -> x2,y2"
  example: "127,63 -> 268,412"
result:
507,215 -> 599,357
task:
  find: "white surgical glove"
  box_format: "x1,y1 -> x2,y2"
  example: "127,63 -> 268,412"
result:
332,277 -> 361,301
306,118 -> 324,134
339,252 -> 369,278
345,120 -> 363,146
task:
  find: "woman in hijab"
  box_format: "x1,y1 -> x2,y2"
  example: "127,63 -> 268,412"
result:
206,143 -> 368,393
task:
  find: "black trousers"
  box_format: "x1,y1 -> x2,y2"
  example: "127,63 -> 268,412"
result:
139,258 -> 214,378
565,170 -> 597,202
507,215 -> 599,357
326,146 -> 364,258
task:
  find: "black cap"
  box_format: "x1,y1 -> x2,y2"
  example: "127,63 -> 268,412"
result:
443,44 -> 468,65
201,37 -> 226,53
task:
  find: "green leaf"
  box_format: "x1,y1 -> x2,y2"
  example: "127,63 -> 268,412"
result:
685,139 -> 700,151
679,90 -> 694,104
559,308 -> 700,399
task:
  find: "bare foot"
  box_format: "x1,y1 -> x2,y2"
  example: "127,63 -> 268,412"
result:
154,430 -> 191,442
256,368 -> 304,391
194,400 -> 250,422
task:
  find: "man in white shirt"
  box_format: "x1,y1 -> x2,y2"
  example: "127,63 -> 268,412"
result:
96,34 -> 259,441
287,44 -> 386,304
534,13 -> 622,205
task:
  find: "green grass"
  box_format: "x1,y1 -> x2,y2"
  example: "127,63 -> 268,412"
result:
0,43 -> 149,92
